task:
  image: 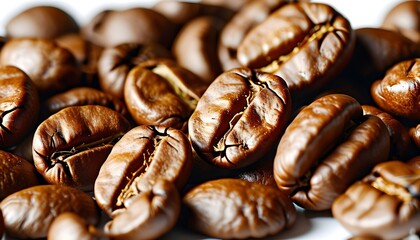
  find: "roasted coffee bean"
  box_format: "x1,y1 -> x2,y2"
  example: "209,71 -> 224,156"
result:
0,38 -> 81,95
237,2 -> 354,97
344,28 -> 420,81
371,58 -> 420,120
6,6 -> 78,39
32,105 -> 131,191
82,8 -> 177,48
98,42 -> 172,99
332,161 -> 420,240
55,33 -> 103,87
172,16 -> 225,83
0,150 -> 39,200
200,0 -> 253,11
152,0 -> 234,26
183,178 -> 296,239
0,66 -> 39,148
382,0 -> 420,43
104,180 -> 180,240
95,125 -> 191,216
362,105 -> 411,159
48,212 -> 100,240
274,94 -> 390,210
218,0 -> 289,71
124,59 -> 207,130
189,67 -> 291,169
0,184 -> 98,239
43,87 -> 129,119
410,123 -> 420,149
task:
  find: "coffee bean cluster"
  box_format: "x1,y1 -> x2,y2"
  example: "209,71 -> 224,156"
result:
0,0 -> 419,239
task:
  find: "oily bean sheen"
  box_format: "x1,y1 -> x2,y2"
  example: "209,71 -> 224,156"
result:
5,6 -> 79,39
0,184 -> 98,239
43,86 -> 129,119
104,180 -> 180,240
362,105 -> 411,159
237,2 -> 354,96
124,59 -> 206,130
274,94 -> 390,210
95,125 -> 191,217
98,42 -> 171,99
0,150 -> 39,200
0,38 -> 81,95
32,105 -> 131,191
48,212 -> 99,240
189,67 -> 291,169
0,66 -> 39,148
371,58 -> 420,120
332,161 -> 420,240
183,178 -> 296,239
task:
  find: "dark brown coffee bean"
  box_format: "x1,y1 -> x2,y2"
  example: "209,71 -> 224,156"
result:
33,105 -> 131,191
237,2 -> 355,97
0,184 -> 98,239
124,59 -> 207,130
98,42 -> 172,99
371,58 -> 420,120
43,86 -> 129,119
410,123 -> 420,149
183,178 -> 296,239
189,67 -> 291,169
382,0 -> 420,43
95,125 -> 191,217
82,8 -> 177,48
274,94 -> 390,210
172,16 -> 225,83
362,105 -> 411,159
6,6 -> 79,39
332,160 -> 420,240
0,38 -> 81,95
0,66 -> 39,148
104,180 -> 180,240
0,150 -> 39,200
218,0 -> 289,71
48,212 -> 100,240
152,0 -> 234,26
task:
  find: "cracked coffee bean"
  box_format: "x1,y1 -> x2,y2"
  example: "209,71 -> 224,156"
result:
32,105 -> 131,191
189,67 -> 291,169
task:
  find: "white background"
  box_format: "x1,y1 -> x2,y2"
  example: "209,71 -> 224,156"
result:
0,0 -> 410,240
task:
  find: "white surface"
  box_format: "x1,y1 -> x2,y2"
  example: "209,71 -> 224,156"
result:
0,0 -> 407,239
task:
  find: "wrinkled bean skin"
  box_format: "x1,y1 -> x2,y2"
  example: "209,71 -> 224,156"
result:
98,43 -> 172,99
371,59 -> 420,120
43,87 -> 129,119
0,38 -> 81,95
104,180 -> 180,240
95,125 -> 191,217
183,178 -> 296,239
152,0 -> 234,27
6,6 -> 79,39
382,1 -> 420,43
33,105 -> 131,191
189,67 -> 291,169
362,105 -> 411,159
332,161 -> 420,240
82,8 -> 177,48
0,66 -> 39,148
237,2 -> 354,96
0,185 -> 98,239
172,16 -> 225,84
48,212 -> 100,240
274,94 -> 390,210
0,150 -> 39,200
124,59 -> 206,130
218,0 -> 289,71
